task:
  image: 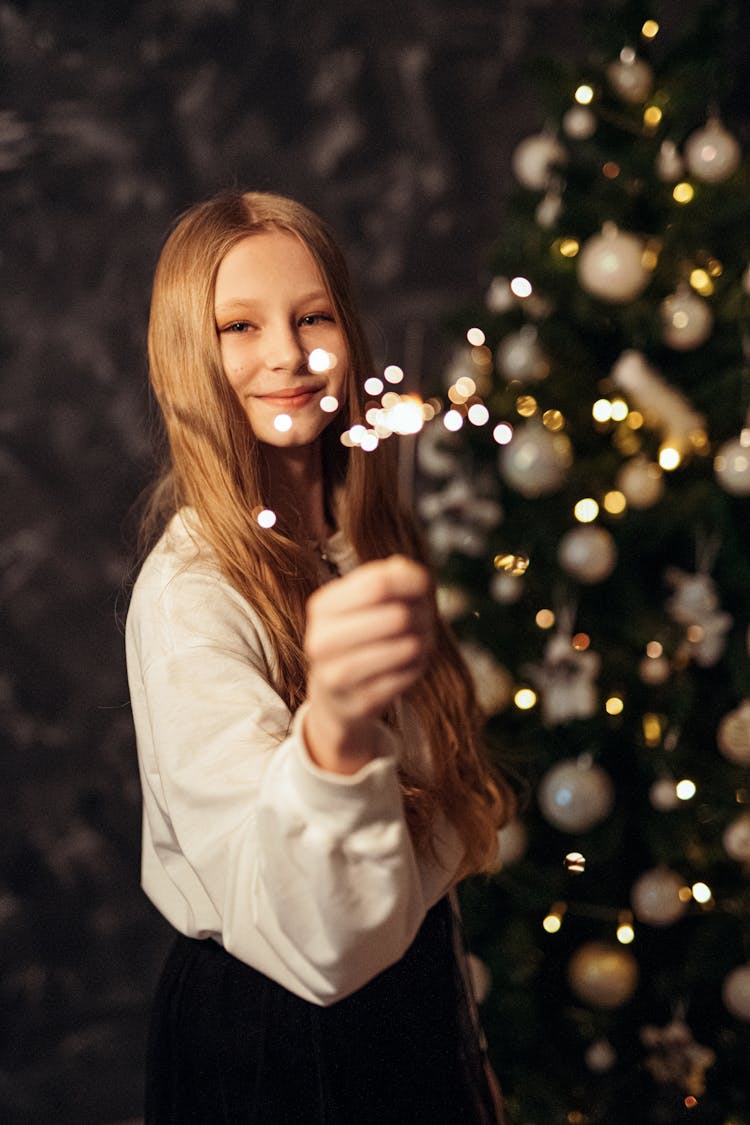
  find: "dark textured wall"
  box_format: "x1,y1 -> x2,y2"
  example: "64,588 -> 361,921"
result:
0,1 -> 651,1121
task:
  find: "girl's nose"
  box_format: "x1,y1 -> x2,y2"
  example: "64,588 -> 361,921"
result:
264,322 -> 305,373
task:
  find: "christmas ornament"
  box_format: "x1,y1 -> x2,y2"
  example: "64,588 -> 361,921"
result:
538,756 -> 614,833
722,964 -> 750,1020
524,631 -> 600,726
660,285 -> 713,350
630,866 -> 687,926
649,778 -> 681,811
459,641 -> 514,716
616,456 -> 664,509
665,567 -> 732,667
578,224 -> 651,303
558,525 -> 617,584
567,941 -> 639,1009
536,190 -> 563,229
640,1013 -> 716,1094
466,953 -> 492,1004
610,350 -> 706,457
655,140 -> 684,182
716,700 -> 750,766
585,1039 -> 617,1073
490,570 -> 525,604
499,422 -> 571,498
511,131 -> 567,191
485,276 -> 514,314
496,817 -> 528,868
417,416 -> 462,478
639,652 -> 670,685
563,105 -> 596,140
606,47 -> 653,104
684,117 -> 741,184
714,432 -> 750,496
722,812 -> 750,867
495,326 -> 550,383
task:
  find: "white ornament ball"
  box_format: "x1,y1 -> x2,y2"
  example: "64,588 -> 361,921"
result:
563,106 -> 597,140
722,964 -> 750,1020
459,642 -> 514,716
578,224 -> 650,303
558,525 -> 618,584
649,778 -> 681,811
717,701 -> 750,766
490,570 -> 525,604
500,424 -> 571,498
639,654 -> 670,686
606,51 -> 653,104
585,1038 -> 617,1073
631,866 -> 687,927
496,817 -> 528,868
485,276 -> 514,314
496,326 -> 550,383
466,953 -> 492,1005
722,812 -> 750,865
656,140 -> 684,183
511,132 -> 567,191
661,287 -> 713,350
616,457 -> 664,509
568,942 -> 639,1009
538,757 -> 614,833
685,118 -> 741,184
715,435 -> 750,496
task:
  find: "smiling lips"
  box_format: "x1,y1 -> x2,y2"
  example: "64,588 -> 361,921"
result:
257,385 -> 324,408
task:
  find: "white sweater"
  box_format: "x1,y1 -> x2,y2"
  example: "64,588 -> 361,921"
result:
126,510 -> 464,1006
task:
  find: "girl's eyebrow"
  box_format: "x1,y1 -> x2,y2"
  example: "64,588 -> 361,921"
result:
215,289 -> 330,317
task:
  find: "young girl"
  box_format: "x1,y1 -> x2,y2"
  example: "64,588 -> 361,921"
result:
126,189 -> 513,1124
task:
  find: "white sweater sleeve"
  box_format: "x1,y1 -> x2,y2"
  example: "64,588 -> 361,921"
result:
126,539 -> 460,1006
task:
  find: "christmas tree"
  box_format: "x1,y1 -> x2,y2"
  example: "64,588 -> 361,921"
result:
413,3 -> 750,1122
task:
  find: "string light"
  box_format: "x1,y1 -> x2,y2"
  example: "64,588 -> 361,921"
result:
468,403 -> 490,426
641,19 -> 659,39
542,902 -> 567,933
494,553 -> 529,575
466,327 -> 485,346
572,633 -> 590,651
536,609 -> 555,629
516,395 -> 538,417
564,852 -> 586,873
514,687 -> 537,710
443,409 -> 464,432
658,445 -> 681,470
510,276 -> 533,298
320,395 -> 339,413
603,490 -> 627,515
692,882 -> 712,904
610,399 -> 629,422
256,508 -> 277,529
574,84 -> 594,105
606,695 -> 624,716
642,713 -> 663,746
273,413 -> 292,432
673,182 -> 695,204
364,376 -> 384,395
646,641 -> 663,658
384,364 -> 404,384
307,348 -> 334,373
676,779 -> 697,801
543,409 -> 564,431
558,238 -> 580,258
603,161 -> 620,179
574,498 -> 599,522
616,911 -> 635,944
592,398 -> 612,422
643,105 -> 662,129
493,422 -> 513,445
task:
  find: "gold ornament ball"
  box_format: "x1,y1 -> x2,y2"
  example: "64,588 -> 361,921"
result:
616,457 -> 664,509
661,287 -> 713,351
578,224 -> 651,303
685,118 -> 741,184
715,436 -> 750,497
568,942 -> 639,1009
630,866 -> 687,926
717,700 -> 750,766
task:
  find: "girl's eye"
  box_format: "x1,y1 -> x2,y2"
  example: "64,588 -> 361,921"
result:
299,313 -> 334,327
220,321 -> 252,334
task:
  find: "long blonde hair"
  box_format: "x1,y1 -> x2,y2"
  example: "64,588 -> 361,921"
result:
142,189 -> 512,877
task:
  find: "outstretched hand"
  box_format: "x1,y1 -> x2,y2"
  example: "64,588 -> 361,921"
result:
303,555 -> 434,774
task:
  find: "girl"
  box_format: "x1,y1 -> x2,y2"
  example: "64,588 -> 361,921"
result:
126,189 -> 513,1124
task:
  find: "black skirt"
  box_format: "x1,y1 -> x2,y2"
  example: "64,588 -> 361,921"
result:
145,897 -> 499,1124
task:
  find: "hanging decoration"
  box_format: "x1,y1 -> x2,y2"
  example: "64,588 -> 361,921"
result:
606,47 -> 654,104
664,566 -> 733,667
722,964 -> 750,1020
495,326 -> 550,384
640,1012 -> 716,1095
630,866 -> 687,926
714,430 -> 750,496
660,285 -> 714,350
684,117 -> 741,183
616,456 -> 665,509
524,628 -> 601,726
655,139 -> 685,182
558,525 -> 618,584
511,130 -> 568,191
567,942 -> 639,1008
609,350 -> 707,459
499,421 -> 572,497
538,756 -> 615,832
578,223 -> 651,303
716,700 -> 750,766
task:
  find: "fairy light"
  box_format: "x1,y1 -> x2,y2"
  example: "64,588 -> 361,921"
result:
617,911 -> 635,944
676,779 -> 697,801
641,19 -> 659,38
604,490 -> 627,515
643,105 -> 662,129
610,398 -> 629,422
574,498 -> 599,523
256,508 -> 277,529
592,398 -> 612,423
572,633 -> 590,651
421,401 -> 436,422
684,1096 -> 698,1110
382,395 -> 425,435
627,410 -> 644,429
493,422 -> 513,445
510,276 -> 533,298
542,409 -> 564,431
466,327 -> 485,346
542,902 -> 567,933
536,609 -> 555,629
575,84 -> 594,105
274,413 -> 293,432
603,161 -> 620,179
708,258 -> 723,277
443,410 -> 464,432
494,553 -> 529,575
687,624 -> 705,644
307,348 -> 333,373
641,245 -> 660,271
606,695 -> 624,716
360,430 -> 379,452
673,182 -> 695,204
646,641 -> 663,659
658,445 -> 681,470
564,852 -> 586,873
320,395 -> 339,413
364,376 -> 384,395
643,713 -> 662,746
678,885 -> 693,903
349,424 -> 366,445
692,882 -> 712,904
558,238 -> 580,258
690,268 -> 714,296
384,364 -> 404,384
514,687 -> 537,711
516,395 -> 537,417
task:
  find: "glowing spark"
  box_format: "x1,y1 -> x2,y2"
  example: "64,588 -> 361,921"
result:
510,276 -> 532,298
308,348 -> 333,373
364,376 -> 384,395
384,364 -> 404,384
575,84 -> 594,105
466,327 -> 486,346
274,414 -> 292,432
468,403 -> 490,426
564,852 -> 586,873
382,394 -> 425,435
493,422 -> 513,445
676,779 -> 696,801
443,410 -> 464,432
320,395 -> 339,413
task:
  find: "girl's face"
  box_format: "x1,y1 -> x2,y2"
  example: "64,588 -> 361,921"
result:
214,230 -> 348,449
